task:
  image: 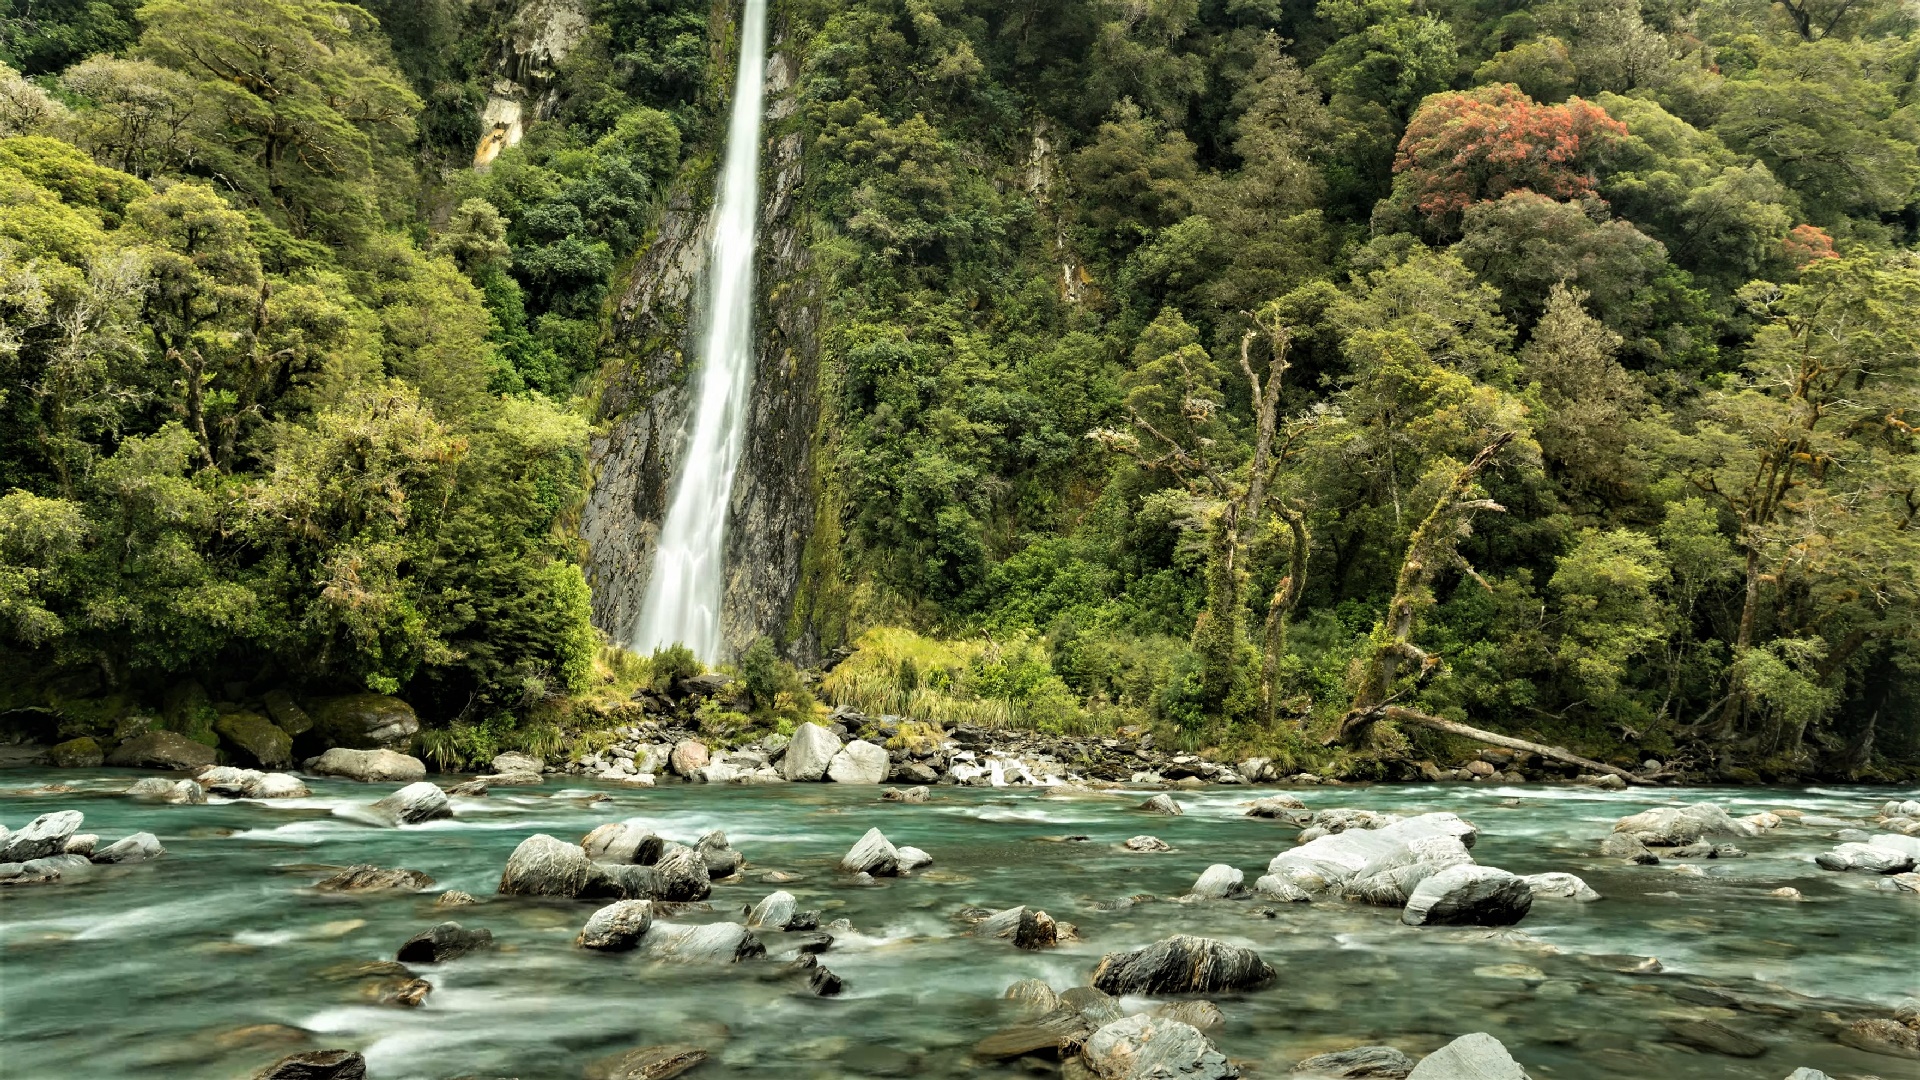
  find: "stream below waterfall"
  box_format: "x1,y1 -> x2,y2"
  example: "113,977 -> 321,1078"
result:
2,772 -> 1916,1079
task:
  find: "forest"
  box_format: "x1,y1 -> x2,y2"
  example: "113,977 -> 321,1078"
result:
1,0 -> 1916,781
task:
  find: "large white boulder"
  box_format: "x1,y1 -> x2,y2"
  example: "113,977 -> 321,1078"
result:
827,740 -> 890,783
780,723 -> 843,782
1406,1033 -> 1531,1079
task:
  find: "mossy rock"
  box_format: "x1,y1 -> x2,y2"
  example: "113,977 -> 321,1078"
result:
307,694 -> 420,751
885,720 -> 945,758
47,736 -> 104,768
47,692 -> 135,740
262,689 -> 312,737
214,712 -> 293,769
163,680 -> 220,748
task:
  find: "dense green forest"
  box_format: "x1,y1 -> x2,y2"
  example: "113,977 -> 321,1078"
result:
0,0 -> 1915,779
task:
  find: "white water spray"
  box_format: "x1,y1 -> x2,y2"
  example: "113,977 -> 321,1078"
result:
631,0 -> 769,661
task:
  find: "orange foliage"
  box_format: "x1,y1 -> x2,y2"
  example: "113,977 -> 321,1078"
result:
1781,224 -> 1838,266
1393,84 -> 1628,223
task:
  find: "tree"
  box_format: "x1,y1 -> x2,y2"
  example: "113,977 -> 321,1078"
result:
60,57 -> 205,179
1070,100 -> 1198,253
1308,0 -> 1458,123
1452,191 -> 1668,332
1519,284 -> 1647,502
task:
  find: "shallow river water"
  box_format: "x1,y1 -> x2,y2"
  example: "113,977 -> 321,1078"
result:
2,771 -> 1917,1079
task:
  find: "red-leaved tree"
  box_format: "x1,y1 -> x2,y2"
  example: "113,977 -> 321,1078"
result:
1781,223 -> 1838,267
1381,84 -> 1628,237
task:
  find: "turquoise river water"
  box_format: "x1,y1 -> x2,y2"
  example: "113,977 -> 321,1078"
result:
1,771 -> 1916,1079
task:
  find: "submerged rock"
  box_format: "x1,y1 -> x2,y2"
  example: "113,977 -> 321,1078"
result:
1519,872 -> 1601,902
107,731 -> 217,771
395,921 -> 492,963
781,722 -> 843,781
1124,835 -> 1171,853
1289,1045 -> 1415,1077
1081,1014 -> 1238,1080
840,827 -> 901,875
1662,1019 -> 1766,1057
1091,935 -> 1275,995
127,777 -> 206,804
90,831 -> 165,864
1839,1017 -> 1920,1059
581,1044 -> 708,1080
250,1049 -> 367,1079
1401,865 -> 1533,927
1405,1033 -> 1530,1079
579,900 -> 654,951
882,785 -> 930,803
644,921 -> 765,963
306,748 -> 425,784
1138,794 -> 1183,815
974,1006 -> 1100,1059
0,810 -> 83,862
313,865 -> 434,893
1155,1001 -> 1224,1030
1006,978 -> 1062,1014
499,833 -> 592,896
368,782 -> 450,826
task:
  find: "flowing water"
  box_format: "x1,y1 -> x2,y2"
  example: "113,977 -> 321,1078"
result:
2,773 -> 1916,1079
631,0 -> 770,662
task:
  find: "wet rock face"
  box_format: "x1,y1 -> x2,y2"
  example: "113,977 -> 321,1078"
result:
1288,1045 -> 1415,1077
1401,865 -> 1534,927
1091,935 -> 1276,995
499,833 -> 593,897
0,811 -> 84,861
579,900 -> 654,951
251,1048 -> 367,1079
581,45 -> 821,662
396,921 -> 493,964
106,731 -> 216,771
1081,1014 -> 1238,1080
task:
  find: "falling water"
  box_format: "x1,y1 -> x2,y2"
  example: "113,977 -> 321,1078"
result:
632,0 -> 769,661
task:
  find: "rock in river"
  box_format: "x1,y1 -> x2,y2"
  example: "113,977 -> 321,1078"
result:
90,831 -> 165,864
828,740 -> 890,784
649,843 -> 713,901
1246,794 -> 1309,818
1081,1014 -> 1238,1080
1267,813 -> 1479,895
396,921 -> 493,963
1188,864 -> 1247,900
368,781 -> 451,825
251,1049 -> 367,1079
314,865 -> 434,893
127,777 -> 206,804
1405,1033 -> 1530,1079
0,810 -> 83,862
1125,835 -> 1171,853
1401,865 -> 1533,927
1611,803 -> 1755,847
1662,1019 -> 1765,1057
582,1044 -> 707,1080
1519,872 -> 1600,902
644,921 -> 765,963
974,906 -> 1059,950
580,900 -> 654,951
583,822 -> 661,865
107,731 -> 217,771
499,833 -> 592,897
840,827 -> 901,875
1091,935 -> 1275,995
746,890 -> 797,930
197,766 -> 309,799
1289,1045 -> 1415,1077
1138,794 -> 1184,815
1816,835 -> 1919,874
306,748 -> 426,783
780,722 -> 843,781
882,785 -> 930,803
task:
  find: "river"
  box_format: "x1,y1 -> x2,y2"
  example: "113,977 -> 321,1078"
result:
1,772 -> 1915,1078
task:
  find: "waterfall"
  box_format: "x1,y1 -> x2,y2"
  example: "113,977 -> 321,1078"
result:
631,0 -> 769,662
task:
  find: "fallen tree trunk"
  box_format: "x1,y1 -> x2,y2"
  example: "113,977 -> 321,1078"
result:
1378,706 -> 1646,783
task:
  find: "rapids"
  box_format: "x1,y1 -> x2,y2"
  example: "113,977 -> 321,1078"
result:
1,773 -> 1915,1079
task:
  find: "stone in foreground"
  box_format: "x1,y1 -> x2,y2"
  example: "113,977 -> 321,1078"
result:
579,900 -> 654,951
1289,1045 -> 1415,1077
1091,934 -> 1275,995
0,810 -> 83,862
499,833 -> 592,896
1402,865 -> 1533,927
368,781 -> 451,825
840,826 -> 901,875
780,722 -> 843,781
251,1049 -> 367,1079
1405,1033 -> 1531,1079
1081,1014 -> 1238,1080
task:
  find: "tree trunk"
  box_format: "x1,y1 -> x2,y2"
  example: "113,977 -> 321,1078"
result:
1380,707 -> 1646,783
1260,507 -> 1309,724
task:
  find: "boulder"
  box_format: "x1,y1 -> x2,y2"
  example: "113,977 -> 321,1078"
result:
746,890 -> 797,930
306,694 -> 419,750
1254,874 -> 1313,902
198,766 -> 310,798
395,921 -> 492,963
368,781 -> 451,826
91,832 -> 165,864
827,740 -> 891,784
127,777 -> 206,804
1289,1045 -> 1415,1077
896,845 -> 934,871
1125,835 -> 1171,853
1006,979 -> 1062,1014
62,834 -> 97,857
1156,1001 -> 1224,1031
106,730 -> 216,771
1268,814 -> 1478,894
882,785 -> 931,803
974,1006 -> 1100,1059
1402,865 -> 1532,927
840,827 -> 901,875
781,722 -> 843,781
475,768 -> 543,786
1611,803 -> 1756,847
892,761 -> 940,784
1138,794 -> 1183,815
306,748 -> 425,783
1662,1019 -> 1766,1057
1883,871 -> 1920,893
499,833 -> 593,897
644,921 -> 765,964
4,853 -> 93,884
1520,872 -> 1600,901
696,830 -> 743,878
46,737 -> 104,768
582,822 -> 659,864
580,862 -> 659,901
1838,1018 -> 1920,1059
261,689 -> 313,737
0,810 -> 83,861
251,1049 -> 367,1080
437,889 -> 477,907
649,842 -> 713,901
579,900 -> 654,951
1405,1033 -> 1530,1079
1091,935 -> 1275,995
491,751 -> 543,774
668,740 -> 709,778
314,865 -> 434,892
1345,835 -> 1475,906
974,906 -> 1059,950
1081,1014 -> 1238,1080
1188,864 -> 1247,900
1815,839 -> 1917,874
1598,833 -> 1658,863
582,1044 -> 707,1080
1246,794 -> 1309,818
214,712 -> 293,768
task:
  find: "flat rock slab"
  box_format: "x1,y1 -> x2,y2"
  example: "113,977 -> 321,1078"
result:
251,1049 -> 367,1079
1082,1014 -> 1237,1080
1406,1033 -> 1531,1079
1289,1045 -> 1415,1077
314,865 -> 434,893
583,1044 -> 708,1080
1402,865 -> 1532,927
1091,935 -> 1275,995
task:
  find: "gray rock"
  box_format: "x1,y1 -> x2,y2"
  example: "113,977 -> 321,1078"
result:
669,739 -> 709,778
307,693 -> 420,750
499,833 -> 593,896
491,751 -> 544,774
1138,793 -> 1184,815
1345,835 -> 1474,906
1091,935 -> 1275,995
580,861 -> 659,901
0,810 -> 84,861
306,748 -> 426,783
1189,864 -> 1247,899
696,830 -> 742,878
474,769 -> 543,786
1611,803 -> 1756,847
746,890 -> 796,930
3,853 -> 93,885
91,832 -> 165,864
896,845 -> 933,871
1405,1033 -> 1530,1079
882,785 -> 931,803
827,739 -> 890,783
1401,865 -> 1533,927
368,781 -> 451,825
106,730 -> 218,770
579,900 -> 654,951
314,865 -> 434,892
1254,874 -> 1313,902
1290,1045 -> 1415,1077
1156,1001 -> 1225,1031
1815,840 -> 1916,874
1125,835 -> 1171,852
1081,1014 -> 1238,1080
1599,833 -> 1658,862
1246,794 -> 1309,818
582,822 -> 659,864
127,777 -> 206,804
1268,813 -> 1479,894
1662,1019 -> 1765,1057
781,722 -> 843,781
840,827 -> 900,875
974,906 -> 1058,950
1520,872 -> 1600,901
1783,1070 -> 1831,1080
644,921 -> 766,963
197,766 -> 309,798
396,921 -> 492,963
251,1048 -> 367,1079
62,833 -> 97,857
651,842 -> 713,901
1006,978 -> 1061,1014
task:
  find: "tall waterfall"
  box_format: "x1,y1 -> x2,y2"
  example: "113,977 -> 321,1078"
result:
631,0 -> 769,661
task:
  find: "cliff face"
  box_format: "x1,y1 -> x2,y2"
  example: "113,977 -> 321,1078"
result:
581,33 -> 821,661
